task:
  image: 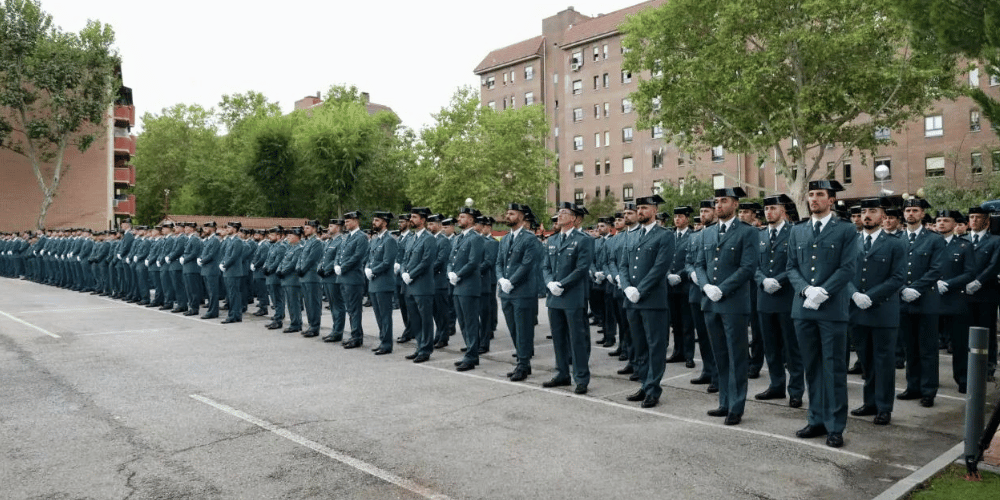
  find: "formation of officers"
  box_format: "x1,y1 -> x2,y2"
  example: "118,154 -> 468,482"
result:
2,180 -> 999,450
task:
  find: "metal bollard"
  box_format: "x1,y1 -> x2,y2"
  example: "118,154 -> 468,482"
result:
964,326 -> 989,478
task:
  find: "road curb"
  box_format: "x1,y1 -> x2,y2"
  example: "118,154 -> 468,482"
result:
872,441 -> 963,500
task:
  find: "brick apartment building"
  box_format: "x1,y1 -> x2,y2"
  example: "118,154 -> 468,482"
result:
475,2 -> 1000,209
0,69 -> 137,232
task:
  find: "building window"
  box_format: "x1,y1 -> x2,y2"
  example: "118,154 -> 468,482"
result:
595,186 -> 601,198
925,156 -> 945,178
623,184 -> 634,201
525,65 -> 534,80
972,152 -> 984,174
621,98 -> 632,113
574,189 -> 585,204
712,174 -> 725,189
925,115 -> 943,137
604,131 -> 610,147
553,73 -> 558,84
623,157 -> 634,173
571,50 -> 583,69
502,98 -> 507,110
487,101 -> 496,110
594,160 -> 601,176
844,162 -> 852,184
875,127 -> 891,141
605,186 -> 612,197
621,70 -> 632,83
970,67 -> 980,87
711,145 -> 725,162
593,75 -> 599,89
826,162 -> 837,180
622,127 -> 634,143
524,92 -> 534,105
572,80 -> 582,95
603,102 -> 609,117
486,76 -> 495,89
603,44 -> 609,60
971,110 -> 981,131
652,179 -> 663,195
503,72 -> 508,84
593,46 -> 600,62
594,104 -> 600,119
994,150 -> 1000,171
603,73 -> 609,88
604,159 -> 611,175
594,133 -> 600,148
510,95 -> 515,109
554,126 -> 559,137
652,125 -> 664,139
510,70 -> 515,83
573,163 -> 584,179
652,151 -> 663,169
573,107 -> 583,122
573,135 -> 583,151
678,151 -> 693,167
991,72 -> 1000,86
874,157 -> 892,180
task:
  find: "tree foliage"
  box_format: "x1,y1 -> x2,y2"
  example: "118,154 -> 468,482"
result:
0,0 -> 121,228
621,0 -> 960,212
407,86 -> 555,217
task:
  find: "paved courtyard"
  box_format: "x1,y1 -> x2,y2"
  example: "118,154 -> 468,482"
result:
0,277 -> 987,499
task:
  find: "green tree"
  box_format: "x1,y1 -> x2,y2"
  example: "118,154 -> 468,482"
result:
582,194 -> 619,227
217,90 -> 281,135
246,113 -> 304,218
656,174 -> 716,216
894,0 -> 1000,124
407,86 -> 555,216
0,0 -> 121,229
621,0 -> 959,212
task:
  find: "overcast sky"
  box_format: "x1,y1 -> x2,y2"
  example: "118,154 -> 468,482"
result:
40,0 -> 643,133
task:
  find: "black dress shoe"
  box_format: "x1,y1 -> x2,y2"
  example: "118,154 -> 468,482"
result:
665,354 -> 685,363
685,361 -> 696,369
509,369 -> 528,382
158,305 -> 173,310
601,340 -> 616,348
618,353 -> 629,361
640,395 -> 659,408
747,369 -> 761,379
920,396 -> 934,407
724,414 -> 742,425
895,359 -> 905,369
183,311 -> 198,316
958,384 -> 967,394
847,363 -> 863,375
265,322 -> 282,330
789,397 -> 803,408
690,376 -> 711,385
755,388 -> 787,401
454,359 -> 479,367
850,405 -> 877,417
221,318 -> 240,324
282,327 -> 301,333
617,365 -> 634,375
826,433 -> 844,448
626,390 -> 646,402
201,313 -> 220,320
608,348 -> 622,357
507,367 -> 531,377
322,335 -> 343,343
574,385 -> 588,395
145,303 -> 161,308
252,310 -> 268,317
137,300 -> 150,306
374,349 -> 391,355
396,336 -> 412,344
412,355 -> 430,363
873,412 -> 891,425
456,361 -> 476,372
343,340 -> 362,349
433,341 -> 448,349
405,353 -> 418,360
171,308 -> 187,313
542,378 -> 571,388
302,331 -> 319,338
706,384 -> 718,394
478,346 -> 489,354
796,424 -> 828,439
628,374 -> 641,382
896,390 -> 921,400
707,407 -> 728,417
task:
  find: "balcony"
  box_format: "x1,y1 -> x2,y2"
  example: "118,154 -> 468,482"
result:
114,135 -> 136,156
114,165 -> 135,186
114,105 -> 135,126
113,194 -> 136,216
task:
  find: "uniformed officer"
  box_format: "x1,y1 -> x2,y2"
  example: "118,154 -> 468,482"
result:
449,207 -> 485,370
963,206 -> 1000,377
787,180 -> 859,448
428,214 -> 452,348
401,207 -> 437,362
219,222 -> 246,323
754,194 -> 804,408
541,202 -> 594,394
932,210 -> 975,393
395,214 -> 416,343
166,222 -> 188,313
198,222 -> 222,319
666,206 -> 695,367
319,220 -> 345,342
479,217 -> 500,349
277,227 -> 305,333
250,228 -> 272,317
847,198 -> 906,425
496,203 -> 539,381
739,201 -> 766,378
336,212 -> 370,348
896,198 -> 945,407
621,194 -> 674,408
366,212 -> 398,354
695,187 -> 758,425
590,219 -> 608,341
181,222 -> 204,316
613,204 -> 641,377
687,200 -> 720,393
130,227 -> 152,304
297,220 -> 324,337
262,226 -> 287,330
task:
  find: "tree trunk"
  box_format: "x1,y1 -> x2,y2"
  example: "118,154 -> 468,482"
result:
36,190 -> 54,230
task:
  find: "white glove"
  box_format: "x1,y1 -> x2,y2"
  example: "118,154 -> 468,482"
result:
165,256 -> 171,263
667,274 -> 682,286
76,256 -> 81,262
197,258 -> 203,266
802,298 -> 820,310
364,268 -> 373,280
624,286 -> 640,303
690,271 -> 699,285
499,278 -> 513,294
144,259 -> 149,266
937,280 -> 949,294
402,272 -> 412,285
334,265 -> 342,276
219,264 -> 226,272
250,263 -> 255,271
156,262 -> 161,268
966,280 -> 982,294
901,288 -> 920,302
606,274 -> 614,284
448,271 -> 459,285
180,257 -> 186,265
116,253 -> 121,259
394,262 -> 401,274
762,278 -> 781,294
804,286 -> 830,304
546,281 -> 564,296
594,271 -> 605,282
852,292 -> 873,309
68,252 -> 74,258
615,275 -> 621,287
703,284 -> 723,302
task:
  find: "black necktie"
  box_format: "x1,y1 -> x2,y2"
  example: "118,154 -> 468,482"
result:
864,234 -> 872,253
973,234 -> 980,247
813,221 -> 822,237
718,223 -> 727,243
769,228 -> 777,246
909,232 -> 916,244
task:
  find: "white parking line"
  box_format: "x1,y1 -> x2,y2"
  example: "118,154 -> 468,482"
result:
0,310 -> 61,338
17,306 -> 126,314
98,297 -> 222,326
190,394 -> 452,500
78,328 -> 173,337
415,364 -> 920,472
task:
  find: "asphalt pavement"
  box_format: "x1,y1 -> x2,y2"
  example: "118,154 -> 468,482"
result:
0,277 -> 991,499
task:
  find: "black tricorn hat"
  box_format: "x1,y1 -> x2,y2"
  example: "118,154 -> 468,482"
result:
613,212 -> 624,219
849,206 -> 862,214
372,211 -> 393,222
288,226 -> 304,236
859,198 -> 890,209
227,221 -> 241,229
202,221 -> 217,228
304,219 -> 321,227
807,179 -> 845,193
328,218 -> 343,226
655,212 -> 670,221
699,199 -> 714,209
623,202 -> 637,211
459,206 -> 477,215
693,216 -> 702,224
267,226 -> 283,233
762,194 -> 793,206
427,214 -> 443,223
507,203 -> 530,213
343,211 -> 362,220
715,187 -> 748,199
635,194 -> 666,206
162,221 -> 175,228
410,207 -> 432,217
969,206 -> 991,214
673,206 -> 693,216
441,217 -> 455,226
886,208 -> 903,218
550,215 -> 559,222
903,197 -> 931,209
738,202 -> 762,210
398,214 -> 410,221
